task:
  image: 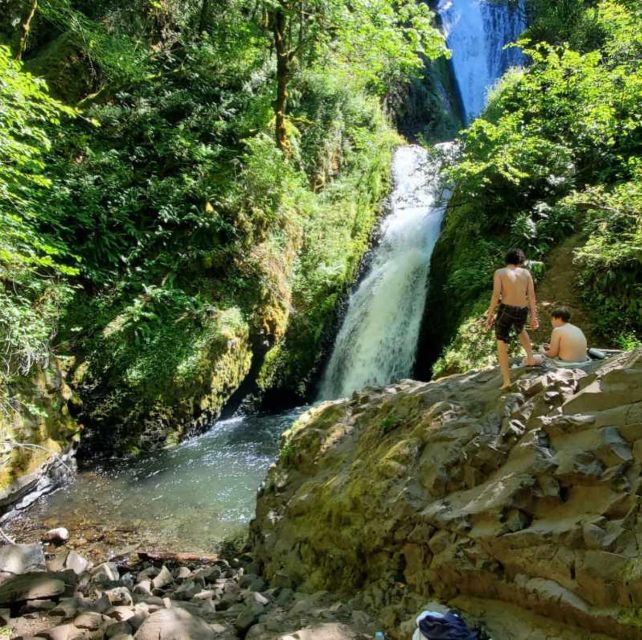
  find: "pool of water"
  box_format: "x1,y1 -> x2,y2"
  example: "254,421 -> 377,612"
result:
7,410 -> 303,557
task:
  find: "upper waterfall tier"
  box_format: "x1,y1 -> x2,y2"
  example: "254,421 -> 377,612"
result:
437,0 -> 526,123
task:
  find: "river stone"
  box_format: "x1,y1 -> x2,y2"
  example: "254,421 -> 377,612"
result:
0,572 -> 72,604
73,611 -> 108,630
173,580 -> 199,600
21,598 -> 58,613
0,543 -> 46,578
49,597 -> 80,619
105,587 -> 133,607
36,623 -> 76,640
133,580 -> 152,597
64,551 -> 92,576
133,606 -> 216,639
104,621 -> 132,638
91,562 -> 119,585
43,528 -> 70,545
151,566 -> 172,590
175,567 -> 191,580
279,623 -> 368,640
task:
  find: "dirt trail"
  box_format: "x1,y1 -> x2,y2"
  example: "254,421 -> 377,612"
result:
530,233 -> 601,348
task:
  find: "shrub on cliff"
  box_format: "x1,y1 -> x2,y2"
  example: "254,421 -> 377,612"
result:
429,0 -> 642,376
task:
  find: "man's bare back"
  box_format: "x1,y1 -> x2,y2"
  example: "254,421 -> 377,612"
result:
495,266 -> 533,308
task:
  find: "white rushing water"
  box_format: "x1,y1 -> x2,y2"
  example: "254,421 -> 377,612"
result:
318,0 -> 526,400
318,145 -> 452,400
438,0 -> 526,123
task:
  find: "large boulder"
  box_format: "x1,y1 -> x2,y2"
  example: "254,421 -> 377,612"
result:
0,543 -> 45,579
251,350 -> 642,639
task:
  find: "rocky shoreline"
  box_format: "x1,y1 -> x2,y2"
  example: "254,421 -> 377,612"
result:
2,542 -> 379,640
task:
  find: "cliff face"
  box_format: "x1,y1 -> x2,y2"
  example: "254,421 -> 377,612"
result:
0,359 -> 80,515
251,349 -> 642,639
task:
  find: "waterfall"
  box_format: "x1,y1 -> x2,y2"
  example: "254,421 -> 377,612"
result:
318,145 -> 452,400
318,0 -> 526,400
438,0 -> 526,123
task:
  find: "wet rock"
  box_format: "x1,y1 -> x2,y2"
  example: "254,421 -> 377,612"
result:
133,606 -> 216,639
43,528 -> 70,545
0,543 -> 46,578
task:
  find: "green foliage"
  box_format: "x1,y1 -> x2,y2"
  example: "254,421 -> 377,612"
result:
379,412 -> 401,435
0,46 -> 77,378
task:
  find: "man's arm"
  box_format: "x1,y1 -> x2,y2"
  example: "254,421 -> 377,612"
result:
485,270 -> 502,330
527,271 -> 539,330
544,328 -> 561,358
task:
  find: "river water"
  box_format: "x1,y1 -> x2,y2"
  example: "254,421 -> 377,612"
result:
8,411 -> 302,554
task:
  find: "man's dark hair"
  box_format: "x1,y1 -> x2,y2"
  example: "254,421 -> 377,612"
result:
504,248 -> 526,266
551,306 -> 571,322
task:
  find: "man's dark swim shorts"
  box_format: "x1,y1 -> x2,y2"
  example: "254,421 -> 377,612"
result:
495,303 -> 528,342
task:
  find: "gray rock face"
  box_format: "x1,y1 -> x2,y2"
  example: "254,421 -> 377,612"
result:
133,607 -> 215,639
251,350 -> 642,640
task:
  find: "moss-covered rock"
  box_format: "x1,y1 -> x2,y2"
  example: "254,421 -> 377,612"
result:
252,349 -> 642,639
76,303 -> 253,458
0,359 -> 80,512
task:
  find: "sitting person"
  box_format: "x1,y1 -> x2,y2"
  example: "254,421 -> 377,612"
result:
541,306 -> 588,364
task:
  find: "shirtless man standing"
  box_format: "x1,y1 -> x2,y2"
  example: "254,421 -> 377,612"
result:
485,248 -> 539,390
541,306 -> 588,362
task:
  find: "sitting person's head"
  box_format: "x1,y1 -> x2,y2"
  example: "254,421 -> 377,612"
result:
505,248 -> 526,266
551,306 -> 571,328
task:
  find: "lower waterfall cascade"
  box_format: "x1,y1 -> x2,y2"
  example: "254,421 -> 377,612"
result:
318,145 -> 453,400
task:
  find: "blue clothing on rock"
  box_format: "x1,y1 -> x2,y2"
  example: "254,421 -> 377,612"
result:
417,611 -> 479,640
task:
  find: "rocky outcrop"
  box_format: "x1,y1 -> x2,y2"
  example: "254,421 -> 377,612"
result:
251,349 -> 642,639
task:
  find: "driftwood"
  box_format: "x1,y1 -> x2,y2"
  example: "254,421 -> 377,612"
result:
137,550 -> 219,565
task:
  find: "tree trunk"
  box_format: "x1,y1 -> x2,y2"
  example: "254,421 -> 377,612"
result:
198,0 -> 210,34
17,0 -> 38,60
272,7 -> 289,152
